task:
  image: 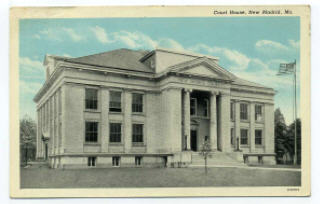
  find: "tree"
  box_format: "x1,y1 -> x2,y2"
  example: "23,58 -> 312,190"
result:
274,108 -> 301,165
274,108 -> 289,164
20,115 -> 37,166
287,119 -> 301,165
200,138 -> 211,175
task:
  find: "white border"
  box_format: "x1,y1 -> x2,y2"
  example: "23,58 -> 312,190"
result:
2,0 -> 320,204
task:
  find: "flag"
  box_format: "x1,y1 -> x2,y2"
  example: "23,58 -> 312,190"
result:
279,62 -> 295,74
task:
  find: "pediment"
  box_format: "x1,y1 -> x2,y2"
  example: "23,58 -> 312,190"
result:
181,64 -> 222,78
174,60 -> 233,80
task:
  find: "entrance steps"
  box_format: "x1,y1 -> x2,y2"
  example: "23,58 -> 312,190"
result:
190,151 -> 246,167
23,161 -> 48,168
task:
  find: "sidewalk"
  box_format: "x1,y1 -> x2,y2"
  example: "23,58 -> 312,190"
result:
189,164 -> 302,172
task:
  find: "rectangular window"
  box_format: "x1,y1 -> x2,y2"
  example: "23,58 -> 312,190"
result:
85,89 -> 98,110
240,129 -> 248,145
203,99 -> 209,117
255,129 -> 263,145
109,91 -> 122,112
112,156 -> 120,167
132,93 -> 143,113
240,103 -> 248,120
132,124 -> 143,143
85,122 -> 98,143
230,102 -> 235,120
190,98 -> 197,116
230,128 -> 234,145
88,157 -> 96,167
109,123 -> 121,143
255,105 -> 263,122
135,156 -> 142,166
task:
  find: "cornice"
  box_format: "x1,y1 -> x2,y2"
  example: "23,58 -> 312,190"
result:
231,87 -> 275,96
34,59 -> 275,103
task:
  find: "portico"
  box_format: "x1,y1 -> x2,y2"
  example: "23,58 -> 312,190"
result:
182,88 -> 231,153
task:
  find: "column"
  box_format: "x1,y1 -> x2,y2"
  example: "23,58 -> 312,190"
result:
210,91 -> 218,151
100,88 -> 109,152
218,92 -> 231,152
234,101 -> 241,151
184,89 -> 191,150
124,90 -> 132,153
250,102 -> 255,152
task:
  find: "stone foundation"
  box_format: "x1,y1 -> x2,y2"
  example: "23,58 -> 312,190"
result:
49,155 -> 169,169
244,153 -> 276,165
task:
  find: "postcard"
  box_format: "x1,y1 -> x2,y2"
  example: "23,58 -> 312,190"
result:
10,5 -> 310,197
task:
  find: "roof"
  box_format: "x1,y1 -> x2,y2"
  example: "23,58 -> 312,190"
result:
141,47 -> 219,62
51,48 -> 272,90
232,77 -> 269,89
65,48 -> 153,73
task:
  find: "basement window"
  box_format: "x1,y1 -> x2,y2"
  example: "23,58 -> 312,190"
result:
135,156 -> 142,166
88,157 -> 96,167
112,156 -> 120,167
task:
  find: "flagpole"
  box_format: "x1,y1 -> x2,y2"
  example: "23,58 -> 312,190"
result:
293,59 -> 297,165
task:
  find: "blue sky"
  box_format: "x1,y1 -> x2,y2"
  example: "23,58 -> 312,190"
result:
19,17 -> 300,125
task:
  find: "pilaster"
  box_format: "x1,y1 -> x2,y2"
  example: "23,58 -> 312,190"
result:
99,88 -> 109,152
50,97 -> 54,155
168,88 -> 182,152
124,90 -> 132,153
250,102 -> 255,152
54,92 -> 59,154
100,88 -> 109,152
36,109 -> 41,158
218,91 -> 231,152
264,103 -> 275,153
234,101 -> 241,151
60,85 -> 66,154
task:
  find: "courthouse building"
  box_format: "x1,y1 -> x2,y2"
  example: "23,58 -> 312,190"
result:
34,48 -> 276,168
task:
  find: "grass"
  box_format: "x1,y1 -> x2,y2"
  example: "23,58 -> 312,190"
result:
20,166 -> 301,188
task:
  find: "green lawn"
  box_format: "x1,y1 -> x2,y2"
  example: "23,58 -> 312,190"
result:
20,166 -> 301,188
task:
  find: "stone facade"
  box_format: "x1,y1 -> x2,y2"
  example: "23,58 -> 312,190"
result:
34,48 -> 276,168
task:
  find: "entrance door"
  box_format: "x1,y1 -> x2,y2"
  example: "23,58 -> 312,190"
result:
191,130 -> 197,151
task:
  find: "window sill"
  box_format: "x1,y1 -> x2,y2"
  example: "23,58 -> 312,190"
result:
84,109 -> 101,113
83,143 -> 100,146
132,143 -> 146,147
109,143 -> 124,146
240,145 -> 249,148
240,120 -> 249,123
255,121 -> 264,124
109,111 -> 123,115
132,112 -> 145,116
255,145 -> 264,148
